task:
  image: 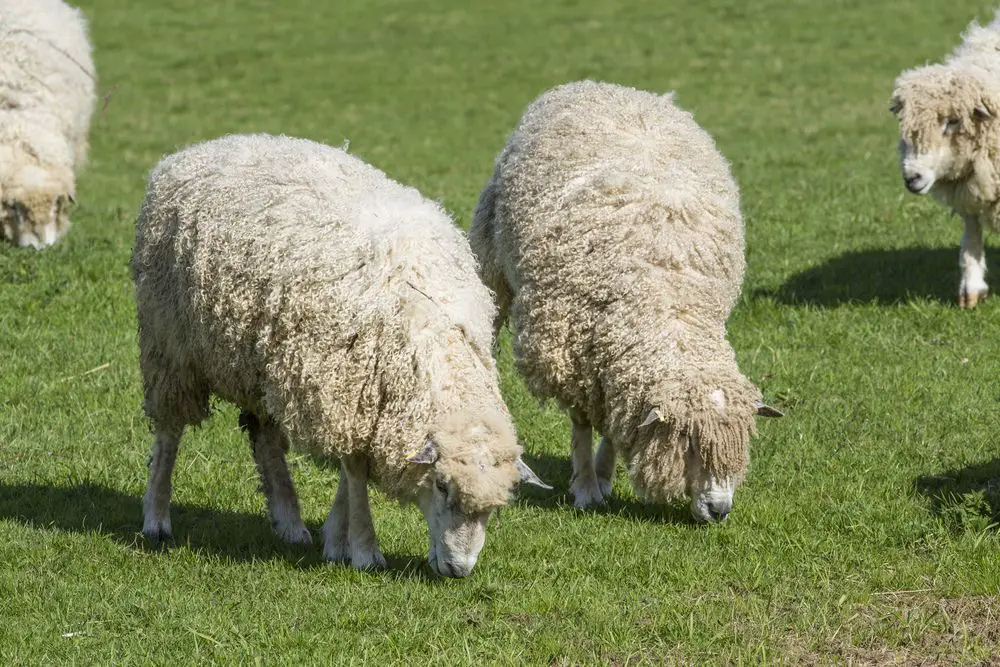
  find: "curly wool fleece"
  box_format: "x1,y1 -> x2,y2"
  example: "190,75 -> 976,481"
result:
0,0 -> 96,245
132,133 -> 521,514
470,81 -> 763,500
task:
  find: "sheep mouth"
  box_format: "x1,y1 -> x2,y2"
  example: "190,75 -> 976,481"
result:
904,174 -> 934,195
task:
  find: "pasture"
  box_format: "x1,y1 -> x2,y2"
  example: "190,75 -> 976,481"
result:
1,0 -> 999,662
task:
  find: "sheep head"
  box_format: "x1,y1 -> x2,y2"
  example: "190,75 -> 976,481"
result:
630,372 -> 779,523
406,409 -> 548,577
891,66 -> 1000,196
0,164 -> 75,250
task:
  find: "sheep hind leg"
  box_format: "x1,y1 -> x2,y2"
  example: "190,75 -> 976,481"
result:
568,412 -> 605,509
142,428 -> 182,542
339,452 -> 386,570
594,436 -> 616,499
240,411 -> 311,545
959,215 -> 989,308
321,470 -> 350,563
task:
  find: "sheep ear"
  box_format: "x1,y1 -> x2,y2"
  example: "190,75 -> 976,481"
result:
755,400 -> 784,418
405,439 -> 438,465
638,407 -> 664,428
974,103 -> 992,120
515,458 -> 552,490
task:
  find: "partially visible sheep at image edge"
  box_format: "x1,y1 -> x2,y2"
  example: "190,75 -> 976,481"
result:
132,133 -> 549,578
0,0 -> 96,249
470,80 -> 781,521
892,9 -> 1000,308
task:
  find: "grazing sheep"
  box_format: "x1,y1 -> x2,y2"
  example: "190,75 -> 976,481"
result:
0,0 -> 95,249
890,10 -> 1000,308
132,134 -> 548,577
470,81 -> 780,521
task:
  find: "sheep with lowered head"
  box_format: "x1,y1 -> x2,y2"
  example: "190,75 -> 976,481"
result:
0,0 -> 95,249
470,81 -> 780,521
132,133 -> 548,577
891,10 -> 1000,308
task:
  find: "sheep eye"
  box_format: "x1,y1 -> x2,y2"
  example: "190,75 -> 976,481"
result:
435,480 -> 449,496
944,118 -> 960,134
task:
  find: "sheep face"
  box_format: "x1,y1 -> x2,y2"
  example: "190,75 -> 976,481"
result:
635,382 -> 777,522
407,413 -> 549,577
633,408 -> 749,523
415,480 -> 491,578
0,169 -> 74,249
891,68 -> 998,196
684,440 -> 740,523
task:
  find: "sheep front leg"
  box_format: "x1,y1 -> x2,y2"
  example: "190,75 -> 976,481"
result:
142,429 -> 182,542
339,452 -> 386,570
569,411 -> 605,508
240,411 -> 311,544
959,215 -> 988,308
594,436 -> 616,499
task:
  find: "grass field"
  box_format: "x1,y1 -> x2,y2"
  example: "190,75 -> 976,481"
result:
2,0 -> 1000,663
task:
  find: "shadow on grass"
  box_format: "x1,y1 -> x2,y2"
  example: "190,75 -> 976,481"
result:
514,451 -> 697,525
754,246 -> 962,306
914,457 -> 1000,525
0,481 -> 433,580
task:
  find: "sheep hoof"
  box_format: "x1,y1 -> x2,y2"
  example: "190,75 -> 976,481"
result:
322,541 -> 351,563
274,520 -> 312,545
959,288 -> 988,309
597,477 -> 613,498
350,548 -> 387,570
141,520 -> 173,544
570,481 -> 607,509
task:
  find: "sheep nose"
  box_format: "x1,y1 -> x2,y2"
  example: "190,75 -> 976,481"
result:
904,174 -> 925,193
440,560 -> 472,578
707,501 -> 731,522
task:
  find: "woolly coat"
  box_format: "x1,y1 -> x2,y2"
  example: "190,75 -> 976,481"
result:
0,0 -> 95,194
893,11 -> 1000,225
133,134 -> 521,513
470,81 -> 761,500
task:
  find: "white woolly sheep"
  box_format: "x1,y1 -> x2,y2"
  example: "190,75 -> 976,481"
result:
891,10 -> 1000,308
132,133 -> 548,577
0,0 -> 96,249
470,81 -> 780,522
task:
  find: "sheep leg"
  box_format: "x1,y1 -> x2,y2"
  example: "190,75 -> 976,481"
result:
321,471 -> 351,563
594,436 -> 616,498
568,411 -> 605,508
240,411 -> 311,545
142,429 -> 182,542
339,452 -> 386,569
959,215 -> 988,308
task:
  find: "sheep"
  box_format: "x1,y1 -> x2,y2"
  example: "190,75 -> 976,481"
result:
132,133 -> 548,577
890,10 -> 1000,308
469,81 -> 781,522
0,0 -> 95,249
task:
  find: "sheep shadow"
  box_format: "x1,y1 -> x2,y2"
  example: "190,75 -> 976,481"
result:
0,481 -> 432,580
755,246 -> 964,306
514,451 -> 699,525
914,457 -> 1000,526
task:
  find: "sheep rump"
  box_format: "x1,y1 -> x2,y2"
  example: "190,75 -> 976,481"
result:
0,0 -> 95,248
470,81 -> 769,517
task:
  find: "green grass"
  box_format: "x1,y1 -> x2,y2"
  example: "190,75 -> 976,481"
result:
2,0 -> 1000,663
